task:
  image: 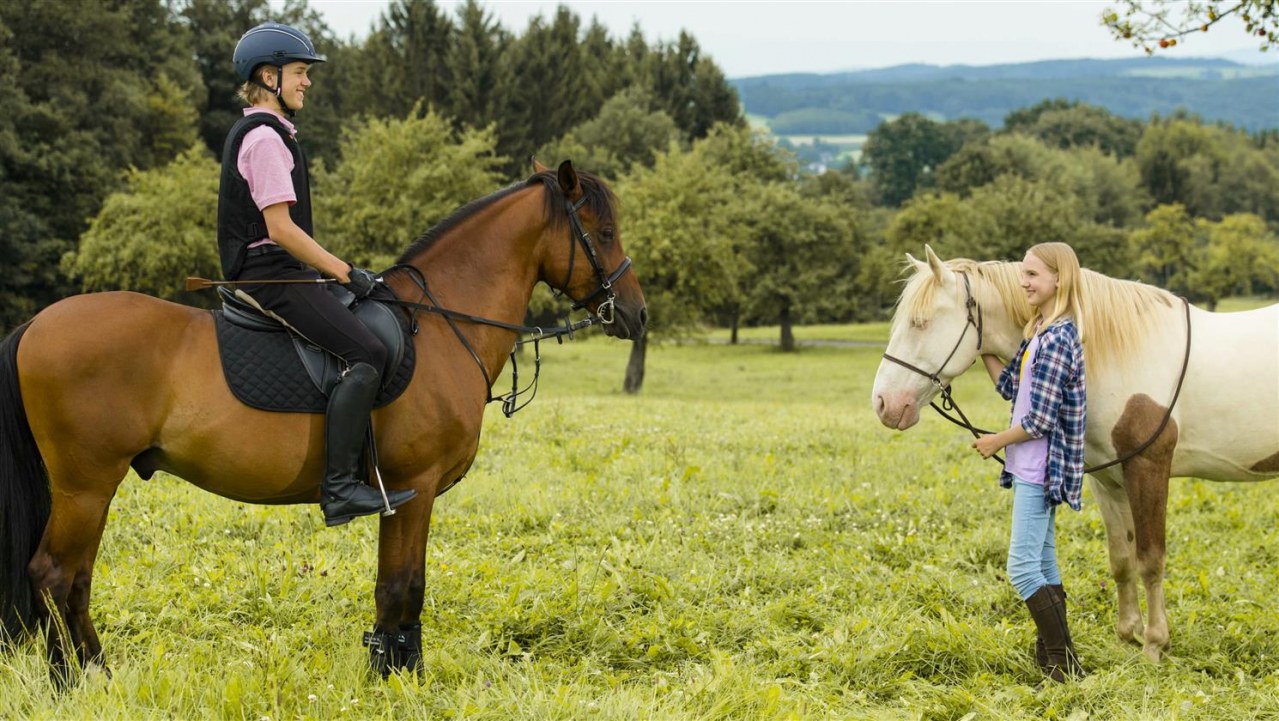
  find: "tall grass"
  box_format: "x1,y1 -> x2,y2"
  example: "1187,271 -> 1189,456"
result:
2,332 -> 1277,719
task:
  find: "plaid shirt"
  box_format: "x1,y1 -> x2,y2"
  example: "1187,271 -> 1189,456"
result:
996,319 -> 1086,510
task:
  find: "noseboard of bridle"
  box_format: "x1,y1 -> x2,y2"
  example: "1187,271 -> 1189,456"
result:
882,271 -> 1194,474
386,196 -> 633,417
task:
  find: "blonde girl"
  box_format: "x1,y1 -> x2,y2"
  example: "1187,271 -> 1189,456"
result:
975,242 -> 1087,683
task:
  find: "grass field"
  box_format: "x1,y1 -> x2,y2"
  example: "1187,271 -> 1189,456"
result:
2,327 -> 1278,719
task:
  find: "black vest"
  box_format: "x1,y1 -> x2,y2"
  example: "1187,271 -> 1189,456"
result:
217,113 -> 313,279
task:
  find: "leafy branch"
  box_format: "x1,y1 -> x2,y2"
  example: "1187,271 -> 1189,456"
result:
1102,0 -> 1277,53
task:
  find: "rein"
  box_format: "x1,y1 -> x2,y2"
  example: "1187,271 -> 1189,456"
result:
380,195 -> 632,418
884,273 -> 1194,474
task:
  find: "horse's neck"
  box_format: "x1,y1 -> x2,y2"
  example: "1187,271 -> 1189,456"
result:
397,190 -> 545,383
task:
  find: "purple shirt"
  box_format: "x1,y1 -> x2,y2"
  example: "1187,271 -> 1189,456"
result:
237,108 -> 297,248
1005,331 -> 1049,485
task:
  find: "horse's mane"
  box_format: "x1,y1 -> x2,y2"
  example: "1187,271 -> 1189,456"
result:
896,258 -> 1179,369
395,169 -> 616,265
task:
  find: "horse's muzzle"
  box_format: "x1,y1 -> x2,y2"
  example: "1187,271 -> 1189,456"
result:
873,390 -> 920,431
604,303 -> 647,340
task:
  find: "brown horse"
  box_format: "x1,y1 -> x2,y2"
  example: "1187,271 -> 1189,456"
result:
0,160 -> 646,682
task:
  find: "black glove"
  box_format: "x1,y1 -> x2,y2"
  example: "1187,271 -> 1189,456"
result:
344,266 -> 379,299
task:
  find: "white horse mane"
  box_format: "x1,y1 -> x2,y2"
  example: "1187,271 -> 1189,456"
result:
895,258 -> 1180,370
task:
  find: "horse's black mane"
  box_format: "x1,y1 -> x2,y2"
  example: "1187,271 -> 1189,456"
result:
394,169 -> 616,265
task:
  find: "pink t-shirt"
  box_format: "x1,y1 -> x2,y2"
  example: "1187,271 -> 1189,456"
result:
237,108 -> 297,248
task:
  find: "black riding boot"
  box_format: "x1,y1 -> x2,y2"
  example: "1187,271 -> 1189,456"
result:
1025,584 -> 1086,683
320,362 -> 416,527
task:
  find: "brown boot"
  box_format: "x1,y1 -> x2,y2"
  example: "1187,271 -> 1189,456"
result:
1025,585 -> 1086,682
1033,584 -> 1064,673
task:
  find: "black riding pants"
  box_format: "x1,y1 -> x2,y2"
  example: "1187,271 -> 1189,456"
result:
237,251 -> 388,374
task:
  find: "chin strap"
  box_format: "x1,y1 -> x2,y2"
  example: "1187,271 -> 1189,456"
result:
250,64 -> 296,118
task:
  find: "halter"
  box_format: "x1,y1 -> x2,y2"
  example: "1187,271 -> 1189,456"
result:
382,192 -> 632,417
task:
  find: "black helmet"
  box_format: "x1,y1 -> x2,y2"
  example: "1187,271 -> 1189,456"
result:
233,22 -> 326,82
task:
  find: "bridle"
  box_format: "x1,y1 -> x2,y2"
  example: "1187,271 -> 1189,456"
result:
881,271 -> 1194,475
882,271 -> 984,392
382,192 -> 633,417
557,195 -> 632,325
881,272 -> 999,461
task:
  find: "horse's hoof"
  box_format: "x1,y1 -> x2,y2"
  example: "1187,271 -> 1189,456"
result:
1117,624 -> 1144,646
1143,644 -> 1164,663
86,660 -> 112,680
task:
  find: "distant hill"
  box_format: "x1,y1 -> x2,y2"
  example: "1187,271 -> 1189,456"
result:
732,57 -> 1279,134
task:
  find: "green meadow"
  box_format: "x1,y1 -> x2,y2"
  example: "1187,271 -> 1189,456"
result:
2,326 -> 1278,719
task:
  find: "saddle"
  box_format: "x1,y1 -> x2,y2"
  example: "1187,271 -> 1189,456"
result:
213,285 -> 416,413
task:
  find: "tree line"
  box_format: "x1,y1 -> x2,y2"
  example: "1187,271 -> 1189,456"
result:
0,0 -> 738,331
3,1 -> 1277,393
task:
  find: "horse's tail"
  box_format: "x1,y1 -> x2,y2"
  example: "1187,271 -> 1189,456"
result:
0,322 -> 50,644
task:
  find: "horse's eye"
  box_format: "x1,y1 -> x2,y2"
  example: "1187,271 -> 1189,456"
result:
600,227 -> 615,244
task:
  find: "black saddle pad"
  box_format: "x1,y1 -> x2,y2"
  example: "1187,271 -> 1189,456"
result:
213,310 -> 416,413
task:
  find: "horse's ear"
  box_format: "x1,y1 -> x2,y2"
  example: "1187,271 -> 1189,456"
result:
557,160 -> 580,199
905,252 -> 924,270
531,156 -> 549,174
924,245 -> 954,283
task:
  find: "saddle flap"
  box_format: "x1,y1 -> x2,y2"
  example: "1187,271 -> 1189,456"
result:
213,296 -> 416,414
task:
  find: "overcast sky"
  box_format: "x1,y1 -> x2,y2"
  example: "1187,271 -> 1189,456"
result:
299,0 -> 1270,77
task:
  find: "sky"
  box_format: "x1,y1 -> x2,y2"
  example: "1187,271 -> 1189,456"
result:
298,0 -> 1272,77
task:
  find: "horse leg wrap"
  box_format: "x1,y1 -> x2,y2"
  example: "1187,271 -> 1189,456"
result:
394,623 -> 423,674
363,629 -> 398,679
363,623 -> 423,678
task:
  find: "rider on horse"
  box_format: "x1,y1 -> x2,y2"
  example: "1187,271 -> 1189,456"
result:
219,22 -> 415,526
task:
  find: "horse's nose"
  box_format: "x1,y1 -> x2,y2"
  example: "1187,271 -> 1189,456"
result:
874,392 -> 886,418
638,306 -> 649,332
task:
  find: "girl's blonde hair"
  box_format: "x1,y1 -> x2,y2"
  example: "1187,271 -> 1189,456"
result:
1024,242 -> 1084,342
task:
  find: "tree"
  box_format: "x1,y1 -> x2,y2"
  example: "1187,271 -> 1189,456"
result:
62,147 -> 221,305
1129,203 -> 1201,295
1103,1 -> 1278,54
738,184 -> 860,351
632,31 -> 742,142
0,0 -> 201,331
537,87 -> 681,181
613,127 -> 760,392
861,113 -> 978,207
1137,117 -> 1279,223
445,0 -> 511,132
1192,213 -> 1279,308
888,175 -> 1114,270
493,8 -> 601,175
313,104 -> 506,269
1003,99 -> 1143,157
349,0 -> 454,120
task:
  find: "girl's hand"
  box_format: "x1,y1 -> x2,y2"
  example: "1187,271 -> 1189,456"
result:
972,433 -> 1003,459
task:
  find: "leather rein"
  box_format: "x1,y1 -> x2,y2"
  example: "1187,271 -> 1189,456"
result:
882,271 -> 1193,474
381,195 -> 632,417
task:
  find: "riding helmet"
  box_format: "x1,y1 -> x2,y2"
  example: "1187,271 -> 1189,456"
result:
233,22 -> 326,82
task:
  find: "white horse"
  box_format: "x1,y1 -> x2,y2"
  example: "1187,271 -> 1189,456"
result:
871,246 -> 1279,662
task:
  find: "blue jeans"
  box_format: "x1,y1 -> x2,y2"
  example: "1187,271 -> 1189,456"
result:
1007,479 -> 1061,600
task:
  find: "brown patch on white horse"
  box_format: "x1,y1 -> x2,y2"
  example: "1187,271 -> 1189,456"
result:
1251,450 -> 1279,473
1109,393 -> 1178,659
